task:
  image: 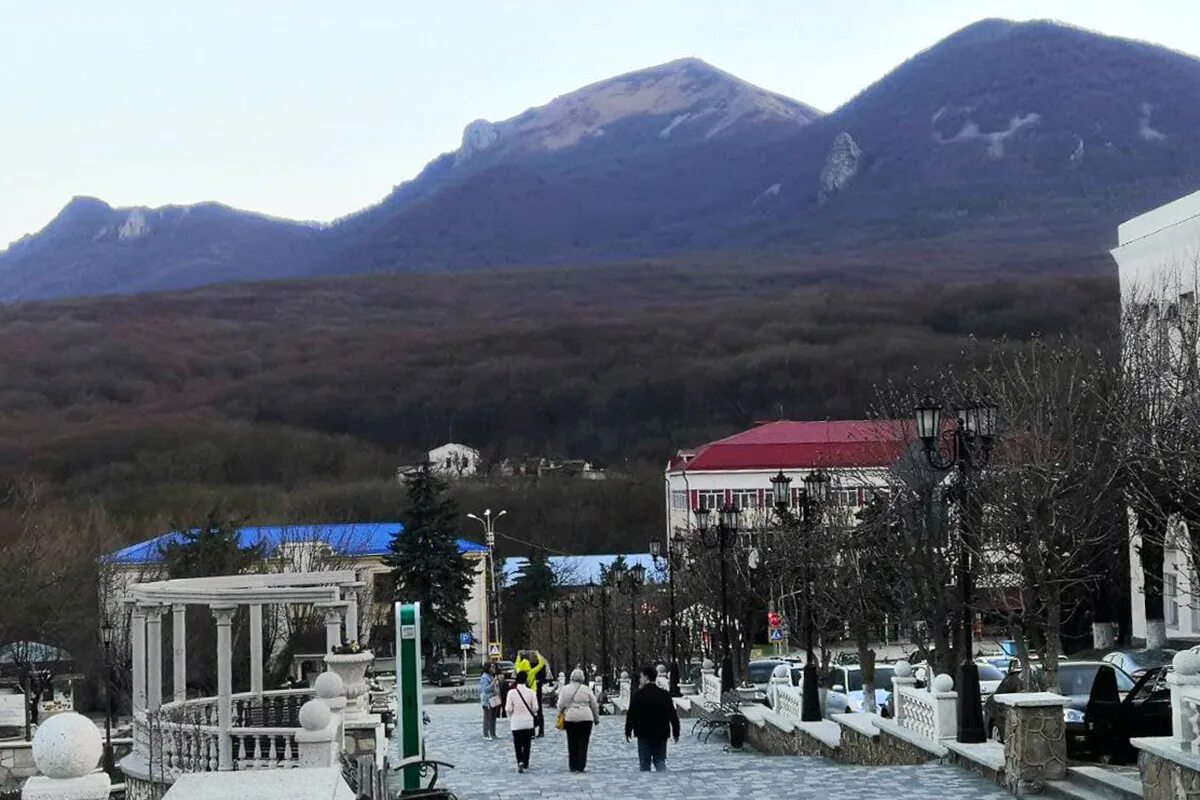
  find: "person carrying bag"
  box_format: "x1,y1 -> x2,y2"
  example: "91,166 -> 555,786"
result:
556,668 -> 601,773
504,669 -> 539,773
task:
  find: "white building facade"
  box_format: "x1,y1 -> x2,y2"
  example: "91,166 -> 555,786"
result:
1112,188 -> 1200,644
427,443 -> 482,478
663,419 -> 908,545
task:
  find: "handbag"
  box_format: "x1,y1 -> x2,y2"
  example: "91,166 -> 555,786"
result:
556,685 -> 580,731
489,694 -> 501,709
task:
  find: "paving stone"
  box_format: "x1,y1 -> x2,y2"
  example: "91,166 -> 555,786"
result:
398,704 -> 1012,799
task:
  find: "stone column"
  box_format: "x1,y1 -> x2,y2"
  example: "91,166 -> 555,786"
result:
249,603 -> 264,696
891,660 -> 916,724
129,604 -> 147,715
212,604 -> 237,771
324,606 -> 344,653
145,606 -> 164,712
993,691 -> 1070,793
172,604 -> 187,703
345,592 -> 359,644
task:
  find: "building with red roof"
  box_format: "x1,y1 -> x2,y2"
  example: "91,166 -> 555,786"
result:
664,419 -> 912,541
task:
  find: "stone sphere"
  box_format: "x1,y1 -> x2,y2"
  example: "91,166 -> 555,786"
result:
620,670 -> 629,680
299,698 -> 332,731
932,673 -> 954,693
657,664 -> 668,675
1174,649 -> 1200,676
314,670 -> 346,699
32,712 -> 102,780
893,660 -> 912,678
701,659 -> 714,671
772,664 -> 791,679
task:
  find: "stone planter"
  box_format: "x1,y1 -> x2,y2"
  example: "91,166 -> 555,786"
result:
324,651 -> 375,720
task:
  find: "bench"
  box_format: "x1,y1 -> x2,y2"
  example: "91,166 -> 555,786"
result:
390,755 -> 457,799
691,694 -> 742,743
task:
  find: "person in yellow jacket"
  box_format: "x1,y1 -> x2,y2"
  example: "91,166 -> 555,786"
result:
514,650 -> 548,737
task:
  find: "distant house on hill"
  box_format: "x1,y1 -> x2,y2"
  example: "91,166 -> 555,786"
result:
428,443 -> 482,478
497,457 -> 606,480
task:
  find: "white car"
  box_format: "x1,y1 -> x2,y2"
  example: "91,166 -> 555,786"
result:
823,664 -> 895,715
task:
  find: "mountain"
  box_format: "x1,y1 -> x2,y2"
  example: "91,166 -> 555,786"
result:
5,20 -> 1200,299
0,197 -> 324,300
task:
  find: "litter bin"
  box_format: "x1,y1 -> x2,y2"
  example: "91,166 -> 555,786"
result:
729,713 -> 748,750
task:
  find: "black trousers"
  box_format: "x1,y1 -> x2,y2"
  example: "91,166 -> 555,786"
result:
512,728 -> 534,766
564,721 -> 594,772
535,683 -> 545,735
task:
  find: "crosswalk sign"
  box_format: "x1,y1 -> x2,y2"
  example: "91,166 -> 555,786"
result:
488,642 -> 502,660
768,628 -> 784,643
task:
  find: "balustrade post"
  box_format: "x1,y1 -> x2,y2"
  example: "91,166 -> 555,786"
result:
212,603 -> 237,771
992,692 -> 1070,793
929,673 -> 958,740
172,604 -> 187,702
891,660 -> 916,725
345,590 -> 360,644
321,605 -> 344,653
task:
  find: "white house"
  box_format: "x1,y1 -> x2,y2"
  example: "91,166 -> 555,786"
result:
663,419 -> 909,545
427,443 -> 482,478
1112,188 -> 1200,644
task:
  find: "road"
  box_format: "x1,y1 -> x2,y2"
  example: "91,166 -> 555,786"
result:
406,703 -> 1012,799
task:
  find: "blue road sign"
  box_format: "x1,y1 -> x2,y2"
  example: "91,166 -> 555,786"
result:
459,632 -> 472,648
768,628 -> 784,643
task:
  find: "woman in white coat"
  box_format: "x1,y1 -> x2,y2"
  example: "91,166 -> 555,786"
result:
556,668 -> 601,772
504,669 -> 539,772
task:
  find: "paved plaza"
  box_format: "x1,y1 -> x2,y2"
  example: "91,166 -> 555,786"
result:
410,704 -> 1012,799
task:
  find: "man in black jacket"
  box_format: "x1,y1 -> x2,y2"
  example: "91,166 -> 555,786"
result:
625,665 -> 681,771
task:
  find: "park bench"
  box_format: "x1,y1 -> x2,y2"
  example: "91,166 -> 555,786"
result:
691,693 -> 742,743
389,755 -> 457,799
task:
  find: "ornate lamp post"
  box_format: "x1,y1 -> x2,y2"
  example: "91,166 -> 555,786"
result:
615,564 -> 646,674
100,619 -> 115,773
649,537 -> 684,696
913,395 -> 998,744
551,598 -> 575,673
770,468 -> 829,722
467,508 -> 507,657
694,502 -> 741,694
586,581 -> 613,692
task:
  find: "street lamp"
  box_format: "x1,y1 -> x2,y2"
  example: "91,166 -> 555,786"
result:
616,564 -> 646,675
913,394 -> 998,744
586,581 -> 614,693
550,599 -> 575,673
649,537 -> 685,696
100,619 -> 115,773
693,502 -> 740,694
467,508 -> 507,657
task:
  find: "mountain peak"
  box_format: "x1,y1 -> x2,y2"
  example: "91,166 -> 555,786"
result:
453,58 -> 821,163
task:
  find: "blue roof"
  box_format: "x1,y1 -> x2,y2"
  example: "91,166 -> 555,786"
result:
108,522 -> 488,564
502,553 -> 658,587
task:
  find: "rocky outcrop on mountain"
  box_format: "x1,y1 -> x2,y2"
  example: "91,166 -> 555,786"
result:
818,132 -> 863,203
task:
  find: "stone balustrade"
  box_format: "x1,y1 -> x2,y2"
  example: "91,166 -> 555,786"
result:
896,674 -> 957,742
773,684 -> 804,723
700,660 -> 721,708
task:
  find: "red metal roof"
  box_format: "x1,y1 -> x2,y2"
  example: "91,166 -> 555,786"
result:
672,419 -> 911,472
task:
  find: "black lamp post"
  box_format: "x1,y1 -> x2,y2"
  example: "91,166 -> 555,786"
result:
914,395 -> 998,745
694,502 -> 741,694
100,619 -> 115,773
551,598 -> 574,673
587,581 -> 613,692
649,537 -> 684,697
616,564 -> 646,674
771,468 -> 829,722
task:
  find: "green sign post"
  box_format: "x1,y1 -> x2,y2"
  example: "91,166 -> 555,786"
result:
395,602 -> 424,792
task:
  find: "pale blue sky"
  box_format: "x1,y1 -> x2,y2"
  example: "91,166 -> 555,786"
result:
3,1 -> 1198,247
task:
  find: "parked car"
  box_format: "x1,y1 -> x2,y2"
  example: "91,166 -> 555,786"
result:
1102,649 -> 1177,680
745,659 -> 786,705
983,661 -> 1135,752
1098,666 -> 1173,762
976,655 -> 1017,674
823,664 -> 896,715
431,661 -> 465,687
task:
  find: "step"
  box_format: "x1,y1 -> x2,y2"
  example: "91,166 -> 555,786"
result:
1068,765 -> 1141,800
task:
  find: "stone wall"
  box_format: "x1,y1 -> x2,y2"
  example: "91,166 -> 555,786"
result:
838,726 -> 934,767
742,721 -> 837,759
1002,704 -> 1067,794
1140,750 -> 1200,800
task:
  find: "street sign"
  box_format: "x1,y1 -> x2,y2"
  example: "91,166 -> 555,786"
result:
488,642 -> 502,660
459,632 -> 472,649
768,628 -> 784,643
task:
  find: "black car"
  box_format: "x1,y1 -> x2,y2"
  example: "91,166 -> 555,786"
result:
983,661 -> 1134,753
432,661 -> 466,687
1089,666 -> 1172,762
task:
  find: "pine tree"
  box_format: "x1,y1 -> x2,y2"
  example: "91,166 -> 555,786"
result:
386,463 -> 475,659
159,509 -> 260,578
506,549 -> 558,649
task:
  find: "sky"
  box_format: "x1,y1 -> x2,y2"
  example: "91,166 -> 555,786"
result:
3,0 -> 1199,248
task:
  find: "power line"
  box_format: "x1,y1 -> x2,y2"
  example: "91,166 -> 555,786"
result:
494,529 -> 574,556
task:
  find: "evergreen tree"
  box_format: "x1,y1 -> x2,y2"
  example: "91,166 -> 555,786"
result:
159,508 -> 260,578
386,464 -> 475,659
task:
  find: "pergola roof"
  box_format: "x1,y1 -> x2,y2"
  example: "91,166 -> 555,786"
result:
128,570 -> 360,606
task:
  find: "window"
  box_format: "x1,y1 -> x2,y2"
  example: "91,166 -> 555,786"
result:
670,490 -> 689,511
1167,572 -> 1180,627
731,489 -> 760,510
696,490 -> 724,512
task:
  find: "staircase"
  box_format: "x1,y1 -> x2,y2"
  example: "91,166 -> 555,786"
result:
1043,765 -> 1141,800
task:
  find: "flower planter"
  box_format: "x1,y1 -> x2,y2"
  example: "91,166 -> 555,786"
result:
324,651 -> 375,719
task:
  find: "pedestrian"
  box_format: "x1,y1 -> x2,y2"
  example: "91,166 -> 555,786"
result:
505,669 -> 539,773
625,665 -> 680,772
480,663 -> 499,740
557,668 -> 600,772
